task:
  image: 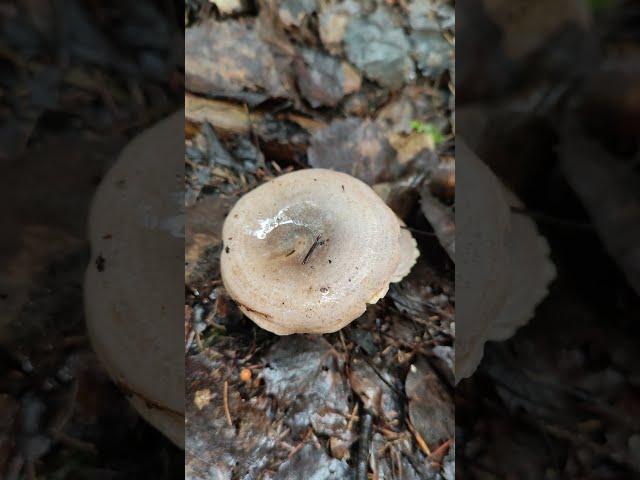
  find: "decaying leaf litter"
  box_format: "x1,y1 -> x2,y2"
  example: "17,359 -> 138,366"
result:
185,0 -> 455,478
456,0 -> 640,478
0,1 -> 183,478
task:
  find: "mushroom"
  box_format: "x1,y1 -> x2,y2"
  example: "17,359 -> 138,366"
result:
84,112 -> 184,447
221,168 -> 419,335
456,138 -> 555,381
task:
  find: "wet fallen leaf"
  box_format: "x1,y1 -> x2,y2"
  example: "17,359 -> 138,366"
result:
344,8 -> 414,89
307,118 -> 397,185
276,442 -> 350,479
295,49 -> 361,108
278,0 -> 317,27
318,0 -> 362,55
186,354 -> 282,480
185,19 -> 287,99
185,196 -> 235,288
349,356 -> 400,422
263,336 -> 351,434
411,31 -> 453,78
405,358 -> 453,447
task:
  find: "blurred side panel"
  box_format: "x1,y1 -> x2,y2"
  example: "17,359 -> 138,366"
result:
457,0 -> 640,478
0,1 -> 184,478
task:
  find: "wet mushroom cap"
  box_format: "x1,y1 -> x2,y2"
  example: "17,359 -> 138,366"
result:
84,112 -> 184,447
221,168 -> 417,334
456,138 -> 555,381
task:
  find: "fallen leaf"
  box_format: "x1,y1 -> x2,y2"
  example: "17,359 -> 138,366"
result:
405,358 -> 453,446
263,336 -> 351,434
344,8 -> 414,89
295,49 -> 361,108
185,19 -> 287,99
308,118 -> 397,185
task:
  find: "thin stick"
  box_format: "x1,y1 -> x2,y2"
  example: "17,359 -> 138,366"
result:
302,235 -> 322,264
356,412 -> 373,480
346,403 -> 359,431
407,420 -> 431,456
428,438 -> 452,466
223,380 -> 233,427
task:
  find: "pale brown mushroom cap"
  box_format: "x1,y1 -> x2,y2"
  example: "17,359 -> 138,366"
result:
456,138 -> 555,381
84,111 -> 184,447
456,138 -> 511,381
221,168 -> 417,335
392,222 -> 420,283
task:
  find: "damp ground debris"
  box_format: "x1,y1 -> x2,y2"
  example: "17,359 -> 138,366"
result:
185,0 -> 455,479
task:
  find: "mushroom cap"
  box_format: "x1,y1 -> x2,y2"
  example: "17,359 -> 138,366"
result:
392,222 -> 420,283
221,168 -> 417,335
488,188 -> 555,341
456,138 -> 511,380
84,112 -> 184,447
456,138 -> 555,381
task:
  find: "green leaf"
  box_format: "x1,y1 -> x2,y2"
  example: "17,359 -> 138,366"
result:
410,120 -> 445,145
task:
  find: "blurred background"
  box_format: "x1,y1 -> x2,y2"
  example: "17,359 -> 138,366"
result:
0,1 -> 183,478
457,0 -> 640,478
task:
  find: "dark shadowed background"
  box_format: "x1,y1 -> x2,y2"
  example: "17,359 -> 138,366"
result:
0,1 -> 183,478
457,0 -> 640,478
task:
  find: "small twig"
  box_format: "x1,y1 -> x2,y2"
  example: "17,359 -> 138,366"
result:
346,403 -> 359,431
428,439 -> 452,467
407,420 -> 431,456
302,235 -> 322,264
223,380 -> 233,427
287,441 -> 305,459
356,412 -> 373,480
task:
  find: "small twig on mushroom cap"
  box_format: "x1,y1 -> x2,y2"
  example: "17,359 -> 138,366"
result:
302,235 -> 322,264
